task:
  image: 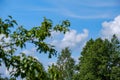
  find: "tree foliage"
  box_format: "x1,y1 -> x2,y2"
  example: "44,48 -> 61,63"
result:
78,35 -> 120,80
48,64 -> 61,80
48,47 -> 75,80
1,16 -> 120,80
0,16 -> 70,79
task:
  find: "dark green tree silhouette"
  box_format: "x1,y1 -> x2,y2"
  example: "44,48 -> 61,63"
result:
78,35 -> 120,80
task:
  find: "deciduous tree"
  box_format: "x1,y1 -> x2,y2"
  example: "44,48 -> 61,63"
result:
0,16 -> 70,79
48,47 -> 75,80
79,35 -> 120,80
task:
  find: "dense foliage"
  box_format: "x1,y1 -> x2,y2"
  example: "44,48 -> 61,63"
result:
78,35 -> 120,80
0,16 -> 70,79
48,47 -> 75,80
0,16 -> 120,80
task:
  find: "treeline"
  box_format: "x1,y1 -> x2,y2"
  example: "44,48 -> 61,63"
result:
0,16 -> 120,80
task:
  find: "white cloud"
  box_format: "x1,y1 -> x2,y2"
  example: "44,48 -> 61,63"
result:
0,34 -> 4,40
51,31 -> 61,37
22,48 -> 39,60
40,0 -> 117,19
48,0 -> 118,7
51,29 -> 88,50
21,0 -> 116,19
101,15 -> 120,39
0,34 -> 11,44
48,61 -> 56,66
0,63 -> 10,77
22,48 -> 36,55
0,34 -> 12,52
68,13 -> 110,19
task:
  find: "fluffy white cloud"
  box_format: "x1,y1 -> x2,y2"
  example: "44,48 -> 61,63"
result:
51,31 -> 61,37
101,15 -> 120,39
51,29 -> 88,50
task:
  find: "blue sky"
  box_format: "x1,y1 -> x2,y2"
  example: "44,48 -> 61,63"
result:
0,0 -> 120,77
0,0 -> 120,37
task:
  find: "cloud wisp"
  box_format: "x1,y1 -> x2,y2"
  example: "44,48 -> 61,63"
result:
15,0 -> 119,19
